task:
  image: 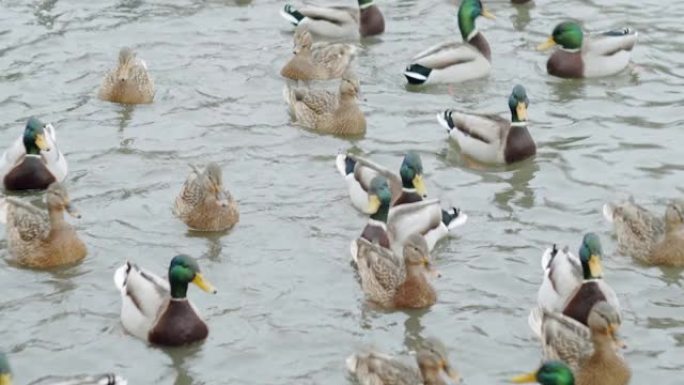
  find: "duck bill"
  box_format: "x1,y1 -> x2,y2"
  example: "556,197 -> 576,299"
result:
537,37 -> 556,51
511,372 -> 537,383
588,254 -> 603,278
35,133 -> 50,151
424,258 -> 441,278
0,373 -> 11,385
192,273 -> 217,294
366,194 -> 381,214
64,203 -> 82,219
516,102 -> 528,121
412,174 -> 427,197
481,8 -> 495,20
608,324 -> 627,349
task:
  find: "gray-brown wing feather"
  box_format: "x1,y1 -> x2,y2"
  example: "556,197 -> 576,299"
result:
6,198 -> 50,242
353,352 -> 421,385
541,310 -> 592,372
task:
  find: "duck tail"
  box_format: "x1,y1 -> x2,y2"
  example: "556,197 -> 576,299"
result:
436,109 -> 457,133
113,261 -> 132,292
335,153 -> 356,177
404,63 -> 431,85
281,4 -> 305,26
442,207 -> 468,231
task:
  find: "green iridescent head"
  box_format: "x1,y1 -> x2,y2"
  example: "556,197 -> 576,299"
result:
168,255 -> 217,299
367,176 -> 391,221
0,353 -> 11,385
511,361 -> 574,385
399,152 -> 427,196
508,85 -> 529,123
23,117 -> 50,155
579,233 -> 603,280
357,0 -> 374,9
538,22 -> 583,51
457,0 -> 495,41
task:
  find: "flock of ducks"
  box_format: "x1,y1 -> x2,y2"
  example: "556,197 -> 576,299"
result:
0,0 -> 680,384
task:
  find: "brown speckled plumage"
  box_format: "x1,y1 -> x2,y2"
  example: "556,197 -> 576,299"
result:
280,29 -> 357,81
173,162 -> 239,232
99,47 -> 155,104
4,182 -> 86,268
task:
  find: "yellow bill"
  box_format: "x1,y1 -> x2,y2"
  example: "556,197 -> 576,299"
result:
537,36 -> 556,51
481,8 -> 495,20
511,371 -> 537,383
516,102 -> 528,121
192,273 -> 217,294
366,194 -> 381,214
35,133 -> 50,151
0,373 -> 11,385
588,254 -> 603,277
413,174 -> 427,197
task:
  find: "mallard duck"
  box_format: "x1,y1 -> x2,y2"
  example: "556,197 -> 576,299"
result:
537,22 -> 637,78
281,29 -> 358,81
0,352 -> 127,385
281,0 -> 384,41
603,198 -> 684,266
529,234 -> 620,337
404,0 -> 495,85
98,47 -> 155,104
512,361 -> 575,385
173,162 -> 239,232
0,117 -> 67,191
437,85 -> 535,165
0,182 -> 86,269
347,337 -> 461,385
354,233 -> 438,309
336,152 -> 468,254
113,255 -> 216,346
539,302 -> 629,385
350,176 -> 393,261
284,74 -> 366,136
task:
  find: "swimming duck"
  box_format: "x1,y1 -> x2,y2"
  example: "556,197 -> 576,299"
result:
537,22 -> 637,78
347,337 -> 461,385
336,152 -> 467,254
0,117 -> 67,191
284,74 -> 365,136
603,198 -> 684,266
0,352 -> 127,385
529,234 -> 620,337
281,0 -> 384,41
113,255 -> 216,346
540,302 -> 629,385
173,162 -> 239,232
437,84 -> 535,165
0,182 -> 86,269
355,234 -> 437,309
281,29 -> 358,81
512,361 -> 575,385
350,176 -> 393,261
98,47 -> 155,104
404,0 -> 495,85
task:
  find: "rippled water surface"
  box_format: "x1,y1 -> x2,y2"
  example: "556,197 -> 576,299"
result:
1,0 -> 683,384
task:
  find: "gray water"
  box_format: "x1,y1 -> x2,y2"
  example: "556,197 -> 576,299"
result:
0,0 -> 683,384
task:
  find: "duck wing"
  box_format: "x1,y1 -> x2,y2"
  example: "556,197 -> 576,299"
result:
438,110 -> 508,145
540,310 -> 592,373
299,5 -> 357,23
539,245 -> 583,310
173,166 -> 207,216
28,373 -> 128,385
356,238 -> 404,292
4,197 -> 50,242
584,28 -> 638,56
347,350 -> 421,385
387,199 -> 441,251
41,124 -> 68,182
411,41 -> 480,69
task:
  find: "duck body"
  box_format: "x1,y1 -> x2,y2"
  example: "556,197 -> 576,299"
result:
99,47 -> 154,104
0,352 -> 127,385
1,183 -> 86,269
281,0 -> 384,41
603,199 -> 684,266
284,75 -> 365,136
174,163 -> 239,232
113,255 -> 216,346
437,85 -> 535,165
539,23 -> 637,79
0,118 -> 67,192
404,0 -> 495,85
281,29 -> 357,81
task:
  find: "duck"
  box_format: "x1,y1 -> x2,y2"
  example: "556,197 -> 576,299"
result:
173,162 -> 239,232
337,152 -> 468,254
539,301 -> 629,385
528,234 -> 620,338
404,0 -> 495,85
512,361 -> 575,385
437,84 -> 535,165
603,198 -> 684,266
113,254 -> 217,346
284,73 -> 365,136
354,233 -> 438,309
280,0 -> 384,42
0,352 -> 127,385
0,182 -> 86,269
281,29 -> 358,81
350,176 -> 393,261
537,22 -> 638,78
0,117 -> 67,191
98,47 -> 155,104
346,337 -> 461,385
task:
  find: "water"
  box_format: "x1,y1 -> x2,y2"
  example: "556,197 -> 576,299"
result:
0,0 -> 683,384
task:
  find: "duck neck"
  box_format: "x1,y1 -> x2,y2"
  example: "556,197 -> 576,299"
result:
47,207 -> 66,228
169,280 -> 189,299
370,203 -> 389,223
358,0 -> 374,10
591,331 -> 616,358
